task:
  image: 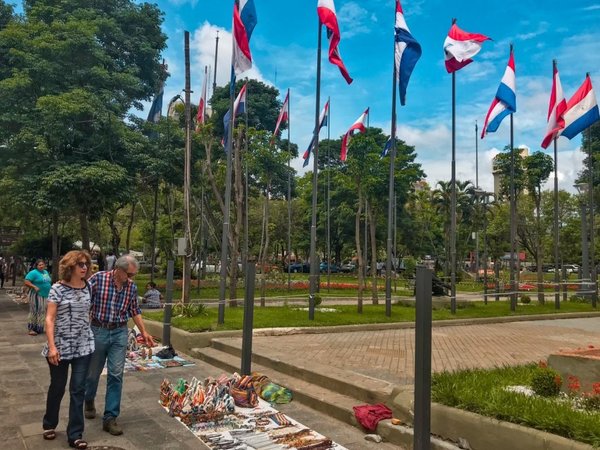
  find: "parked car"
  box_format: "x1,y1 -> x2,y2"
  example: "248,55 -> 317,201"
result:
340,261 -> 356,273
285,262 -> 310,273
319,262 -> 340,273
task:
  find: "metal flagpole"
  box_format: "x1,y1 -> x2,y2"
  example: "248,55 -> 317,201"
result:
213,31 -> 219,97
509,112 -> 517,311
308,20 -> 323,320
218,60 -> 237,324
327,96 -> 331,291
552,60 -> 560,309
450,44 -> 457,313
287,89 -> 292,294
244,87 -> 249,283
475,121 -> 479,279
589,122 -> 597,307
385,34 -> 398,318
183,31 -> 192,304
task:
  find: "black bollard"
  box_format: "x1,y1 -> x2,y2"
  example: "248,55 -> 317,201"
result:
414,266 -> 432,450
241,259 -> 256,375
162,260 -> 174,347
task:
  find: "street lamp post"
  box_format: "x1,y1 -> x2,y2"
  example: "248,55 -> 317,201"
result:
575,183 -> 590,297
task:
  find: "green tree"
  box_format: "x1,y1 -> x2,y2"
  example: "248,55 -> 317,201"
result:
521,151 -> 554,303
0,0 -> 167,275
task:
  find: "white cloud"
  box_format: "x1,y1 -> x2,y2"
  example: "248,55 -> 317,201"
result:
337,2 -> 375,39
190,22 -> 265,91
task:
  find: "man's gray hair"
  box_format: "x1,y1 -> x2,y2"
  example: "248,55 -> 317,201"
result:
115,254 -> 139,271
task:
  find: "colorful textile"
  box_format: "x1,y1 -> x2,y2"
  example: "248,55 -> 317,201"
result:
258,382 -> 293,404
27,290 -> 47,334
352,403 -> 393,432
88,270 -> 140,324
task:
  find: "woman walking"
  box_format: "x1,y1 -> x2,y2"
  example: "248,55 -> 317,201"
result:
42,251 -> 95,449
24,259 -> 51,335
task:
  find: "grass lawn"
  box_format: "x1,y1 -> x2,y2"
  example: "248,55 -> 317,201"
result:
142,300 -> 597,332
432,364 -> 600,446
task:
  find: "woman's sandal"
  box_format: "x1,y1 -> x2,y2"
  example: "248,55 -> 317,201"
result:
69,439 -> 88,449
42,429 -> 56,440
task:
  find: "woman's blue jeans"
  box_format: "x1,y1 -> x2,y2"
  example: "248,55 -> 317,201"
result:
85,326 -> 128,422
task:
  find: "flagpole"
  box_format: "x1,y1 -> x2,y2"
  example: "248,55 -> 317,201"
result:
385,35 -> 398,318
213,31 -> 219,97
218,63 -> 236,324
450,18 -> 457,314
509,112 -> 517,310
183,31 -> 193,304
589,122 -> 597,307
552,60 -> 560,309
327,96 -> 331,292
244,87 -> 249,285
475,118 -> 479,286
309,20 -> 323,320
287,88 -> 292,295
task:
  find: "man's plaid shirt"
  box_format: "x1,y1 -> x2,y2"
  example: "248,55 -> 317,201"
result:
89,270 -> 141,324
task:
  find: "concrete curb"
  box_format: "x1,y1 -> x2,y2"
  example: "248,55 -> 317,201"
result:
389,387 -> 594,450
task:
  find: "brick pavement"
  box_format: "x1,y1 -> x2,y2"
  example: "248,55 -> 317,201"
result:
221,318 -> 600,385
0,289 -> 399,450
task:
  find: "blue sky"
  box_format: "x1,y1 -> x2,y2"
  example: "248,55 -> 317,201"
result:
44,1 -> 600,192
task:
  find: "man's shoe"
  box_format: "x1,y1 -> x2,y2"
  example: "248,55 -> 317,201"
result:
84,400 -> 96,419
102,418 -> 123,436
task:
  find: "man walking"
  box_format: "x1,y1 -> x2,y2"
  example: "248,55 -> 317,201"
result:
105,251 -> 116,271
84,254 -> 154,435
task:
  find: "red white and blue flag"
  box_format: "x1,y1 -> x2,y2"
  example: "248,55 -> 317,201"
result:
271,90 -> 290,143
340,108 -> 369,161
541,64 -> 567,149
223,83 -> 247,149
317,0 -> 353,84
381,136 -> 394,158
560,74 -> 600,140
395,0 -> 421,106
195,72 -> 208,131
232,0 -> 257,76
443,23 -> 490,73
481,49 -> 516,138
303,100 -> 330,168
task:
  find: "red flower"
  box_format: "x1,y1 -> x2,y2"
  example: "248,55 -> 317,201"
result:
554,375 -> 562,387
592,382 -> 600,395
538,360 -> 548,368
567,375 -> 581,393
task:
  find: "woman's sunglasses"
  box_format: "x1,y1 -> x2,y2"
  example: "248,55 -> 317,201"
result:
76,262 -> 88,269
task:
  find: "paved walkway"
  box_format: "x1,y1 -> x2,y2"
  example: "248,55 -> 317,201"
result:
220,316 -> 600,385
0,289 -> 397,450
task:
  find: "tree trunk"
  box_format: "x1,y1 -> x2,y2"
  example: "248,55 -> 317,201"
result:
51,211 -> 59,282
125,201 -> 136,253
259,194 -> 267,306
107,212 -> 121,255
535,190 -> 545,304
79,212 -> 90,251
355,189 -> 364,313
368,201 -> 379,304
230,133 -> 244,308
